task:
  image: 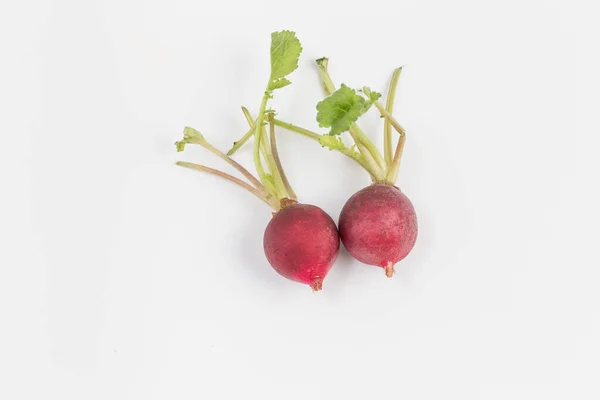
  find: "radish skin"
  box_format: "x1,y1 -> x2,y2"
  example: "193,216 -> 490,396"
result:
264,201 -> 339,290
339,184 -> 417,277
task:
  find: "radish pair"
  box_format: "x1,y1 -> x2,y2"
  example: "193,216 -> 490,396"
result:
175,31 -> 417,291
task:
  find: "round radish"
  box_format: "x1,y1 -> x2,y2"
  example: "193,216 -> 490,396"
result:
339,184 -> 417,277
264,201 -> 339,291
175,31 -> 340,290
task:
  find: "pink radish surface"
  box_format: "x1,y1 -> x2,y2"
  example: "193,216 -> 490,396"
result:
264,201 -> 340,291
339,183 -> 417,277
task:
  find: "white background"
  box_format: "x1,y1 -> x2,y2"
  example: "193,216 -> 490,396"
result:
1,0 -> 599,399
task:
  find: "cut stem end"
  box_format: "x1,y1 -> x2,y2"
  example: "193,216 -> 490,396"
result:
280,198 -> 298,209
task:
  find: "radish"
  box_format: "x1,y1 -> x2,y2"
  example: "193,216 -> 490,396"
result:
338,183 -> 417,277
231,58 -> 417,277
175,31 -> 339,290
314,61 -> 417,277
264,200 -> 339,291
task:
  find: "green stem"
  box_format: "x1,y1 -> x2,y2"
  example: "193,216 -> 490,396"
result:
316,58 -> 385,181
241,107 -> 271,168
347,129 -> 384,181
253,94 -> 276,195
184,136 -> 269,197
227,123 -> 254,156
384,67 -> 402,165
176,161 -> 278,209
316,58 -> 335,96
387,134 -> 405,184
228,113 -> 322,156
350,124 -> 387,176
261,125 -> 286,198
273,119 -> 321,140
273,119 -> 376,178
268,114 -> 297,200
247,100 -> 288,200
372,100 -> 407,184
253,91 -> 287,200
227,116 -> 378,178
373,100 -> 406,137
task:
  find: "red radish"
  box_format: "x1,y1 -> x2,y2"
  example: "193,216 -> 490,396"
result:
338,184 -> 417,277
264,200 -> 339,290
175,31 -> 340,290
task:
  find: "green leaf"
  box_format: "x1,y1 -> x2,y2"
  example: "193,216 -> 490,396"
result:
367,90 -> 382,102
175,127 -> 205,152
316,84 -> 373,135
175,140 -> 186,152
268,78 -> 292,90
319,135 -> 347,150
361,87 -> 382,114
183,126 -> 204,141
319,135 -> 362,162
269,30 -> 302,89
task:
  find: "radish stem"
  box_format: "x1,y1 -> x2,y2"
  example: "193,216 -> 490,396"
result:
227,123 -> 254,156
387,133 -> 405,183
348,131 -> 383,181
316,58 -> 335,96
252,95 -> 277,195
176,161 -> 278,209
272,119 -> 377,177
273,119 -> 321,140
240,107 -> 271,165
225,115 -> 377,177
227,111 -> 322,155
268,114 -> 297,200
384,67 -> 402,165
349,124 -> 386,175
182,134 -> 269,197
244,104 -> 287,199
371,99 -> 407,183
372,100 -> 406,138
